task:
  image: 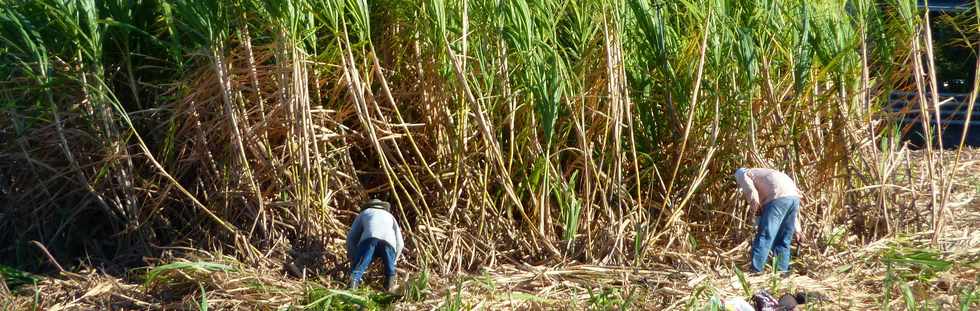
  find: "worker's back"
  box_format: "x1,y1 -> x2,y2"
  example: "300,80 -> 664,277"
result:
351,209 -> 399,247
744,168 -> 801,206
347,206 -> 404,262
346,199 -> 404,291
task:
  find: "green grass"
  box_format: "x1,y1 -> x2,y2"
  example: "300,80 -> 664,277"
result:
303,285 -> 398,311
960,288 -> 979,311
0,265 -> 38,291
587,286 -> 632,310
879,237 -> 962,310
404,267 -> 432,302
733,266 -> 751,297
143,261 -> 236,287
195,283 -> 209,311
438,279 -> 466,311
882,246 -> 952,283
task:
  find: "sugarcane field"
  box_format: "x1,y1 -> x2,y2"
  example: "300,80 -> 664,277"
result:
2,0 -> 980,310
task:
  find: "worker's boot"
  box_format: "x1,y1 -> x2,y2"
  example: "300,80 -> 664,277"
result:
350,278 -> 361,290
383,275 -> 395,292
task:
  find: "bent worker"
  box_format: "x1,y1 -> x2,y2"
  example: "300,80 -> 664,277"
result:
347,199 -> 404,291
734,168 -> 802,273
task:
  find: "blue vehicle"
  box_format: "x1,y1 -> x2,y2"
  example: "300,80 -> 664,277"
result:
887,0 -> 979,148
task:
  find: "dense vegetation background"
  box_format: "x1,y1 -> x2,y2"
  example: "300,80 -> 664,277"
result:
0,0 -> 975,281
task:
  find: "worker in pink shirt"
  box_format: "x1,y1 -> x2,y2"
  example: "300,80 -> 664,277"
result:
734,168 -> 802,273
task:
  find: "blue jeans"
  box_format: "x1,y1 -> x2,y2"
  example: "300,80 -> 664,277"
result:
750,196 -> 799,272
351,238 -> 396,283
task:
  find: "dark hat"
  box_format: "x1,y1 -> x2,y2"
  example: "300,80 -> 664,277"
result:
777,293 -> 798,310
362,199 -> 391,211
794,292 -> 807,304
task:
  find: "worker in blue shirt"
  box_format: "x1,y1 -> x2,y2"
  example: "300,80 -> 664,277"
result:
346,199 -> 404,291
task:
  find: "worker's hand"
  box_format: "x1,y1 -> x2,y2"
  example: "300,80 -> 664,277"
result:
794,232 -> 803,245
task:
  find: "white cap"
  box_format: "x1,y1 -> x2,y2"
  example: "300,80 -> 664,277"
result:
734,168 -> 749,186
734,168 -> 748,179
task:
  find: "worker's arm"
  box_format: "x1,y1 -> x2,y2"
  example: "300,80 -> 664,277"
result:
394,221 -> 404,262
737,172 -> 761,214
747,187 -> 761,214
795,199 -> 804,233
793,207 -> 804,244
346,214 -> 364,262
